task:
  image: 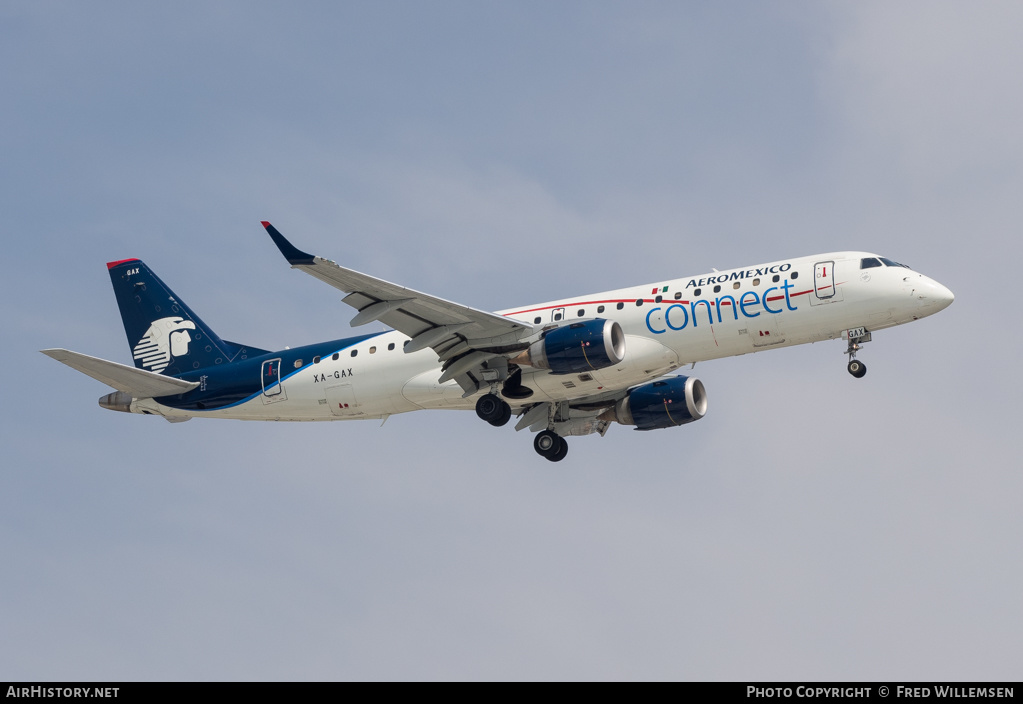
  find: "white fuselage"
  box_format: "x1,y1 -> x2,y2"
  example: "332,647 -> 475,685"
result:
132,251 -> 953,421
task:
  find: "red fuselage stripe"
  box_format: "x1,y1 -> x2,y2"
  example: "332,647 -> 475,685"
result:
505,288 -> 817,317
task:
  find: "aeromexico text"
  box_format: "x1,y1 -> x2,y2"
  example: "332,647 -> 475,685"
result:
647,275 -> 799,335
685,262 -> 792,288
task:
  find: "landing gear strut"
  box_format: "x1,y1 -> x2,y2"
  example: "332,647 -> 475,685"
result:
533,429 -> 568,462
476,393 -> 511,426
845,330 -> 870,378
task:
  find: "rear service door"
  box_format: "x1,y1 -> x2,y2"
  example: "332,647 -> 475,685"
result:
261,359 -> 282,397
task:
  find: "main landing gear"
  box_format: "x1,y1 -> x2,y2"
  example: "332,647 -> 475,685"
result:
476,392 -> 569,462
534,429 -> 568,462
475,393 -> 511,427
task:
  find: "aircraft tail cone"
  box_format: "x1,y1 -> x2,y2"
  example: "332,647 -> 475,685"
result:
99,391 -> 133,413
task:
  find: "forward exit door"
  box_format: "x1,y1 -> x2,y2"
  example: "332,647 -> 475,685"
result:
814,261 -> 835,299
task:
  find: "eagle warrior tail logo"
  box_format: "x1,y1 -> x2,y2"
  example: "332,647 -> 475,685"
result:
133,317 -> 197,373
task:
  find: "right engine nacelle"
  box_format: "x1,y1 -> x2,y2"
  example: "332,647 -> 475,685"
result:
604,376 -> 708,430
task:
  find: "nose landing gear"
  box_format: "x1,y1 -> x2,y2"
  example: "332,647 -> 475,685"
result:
844,328 -> 871,378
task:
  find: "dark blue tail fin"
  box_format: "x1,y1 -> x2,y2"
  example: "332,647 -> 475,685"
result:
107,259 -> 266,376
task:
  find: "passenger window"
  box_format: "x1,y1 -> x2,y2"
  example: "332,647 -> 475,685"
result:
534,316 -> 541,324
694,288 -> 701,296
616,302 -> 624,310
294,359 -> 303,368
597,305 -> 605,314
732,282 -> 740,290
369,346 -> 376,354
791,271 -> 799,279
577,309 -> 585,317
313,356 -> 321,364
635,299 -> 643,306
554,312 -> 562,321
752,278 -> 760,286
674,292 -> 682,300
332,353 -> 339,361
655,295 -> 662,303
388,343 -> 395,351
713,285 -> 721,293
351,349 -> 357,357
772,274 -> 780,283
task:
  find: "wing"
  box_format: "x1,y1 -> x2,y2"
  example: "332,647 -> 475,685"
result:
262,222 -> 537,389
41,348 -> 200,398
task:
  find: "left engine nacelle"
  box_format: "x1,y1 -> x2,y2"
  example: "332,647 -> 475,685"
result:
515,319 -> 625,374
602,375 -> 707,430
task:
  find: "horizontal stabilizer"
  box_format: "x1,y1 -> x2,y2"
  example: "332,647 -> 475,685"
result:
41,349 -> 200,398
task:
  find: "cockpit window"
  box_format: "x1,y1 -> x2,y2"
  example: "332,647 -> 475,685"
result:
860,257 -> 883,269
879,257 -> 911,269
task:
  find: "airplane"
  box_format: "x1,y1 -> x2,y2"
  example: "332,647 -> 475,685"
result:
42,222 -> 955,461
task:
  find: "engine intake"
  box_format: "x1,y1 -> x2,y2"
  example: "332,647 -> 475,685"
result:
514,319 -> 625,374
603,376 -> 707,430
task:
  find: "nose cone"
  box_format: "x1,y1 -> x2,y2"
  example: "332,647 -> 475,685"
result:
916,277 -> 954,312
935,282 -> 955,310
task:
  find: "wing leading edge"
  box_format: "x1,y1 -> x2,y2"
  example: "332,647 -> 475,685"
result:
261,222 -> 536,368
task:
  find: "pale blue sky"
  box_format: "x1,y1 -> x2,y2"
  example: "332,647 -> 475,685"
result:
2,1 -> 1020,680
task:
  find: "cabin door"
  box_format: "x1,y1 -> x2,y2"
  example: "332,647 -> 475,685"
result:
814,261 -> 836,299
261,359 -> 282,397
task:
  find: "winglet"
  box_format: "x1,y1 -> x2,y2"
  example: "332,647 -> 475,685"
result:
261,221 -> 316,266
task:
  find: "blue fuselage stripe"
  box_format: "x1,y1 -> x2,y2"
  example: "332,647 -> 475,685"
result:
156,332 -> 385,411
